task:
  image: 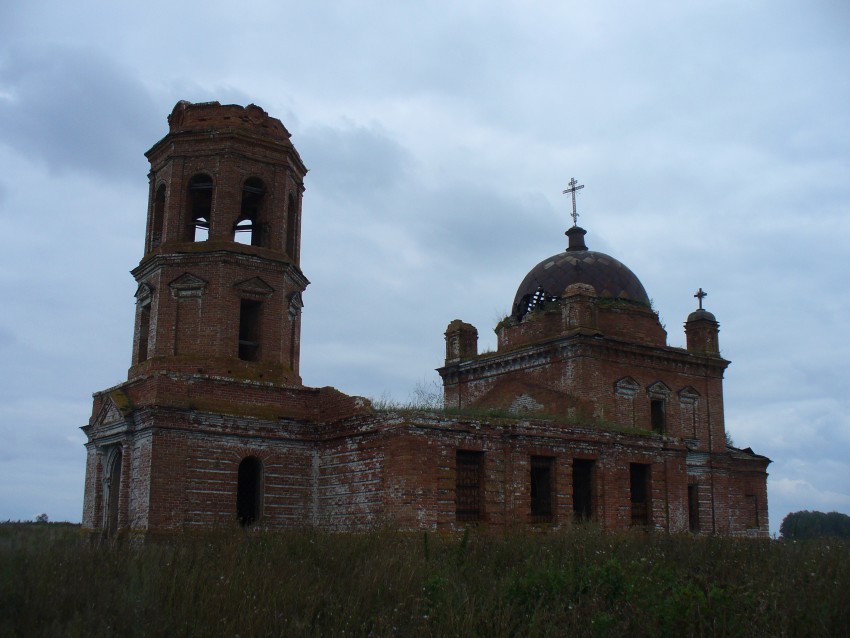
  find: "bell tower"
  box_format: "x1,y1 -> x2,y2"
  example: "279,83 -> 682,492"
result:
131,100 -> 308,383
82,101 -> 373,536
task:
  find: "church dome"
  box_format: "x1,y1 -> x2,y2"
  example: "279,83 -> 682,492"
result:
512,226 -> 650,320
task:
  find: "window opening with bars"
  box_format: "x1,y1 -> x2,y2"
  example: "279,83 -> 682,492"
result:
456,450 -> 484,522
238,299 -> 261,361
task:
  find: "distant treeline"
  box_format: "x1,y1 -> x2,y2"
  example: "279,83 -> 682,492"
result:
780,510 -> 850,541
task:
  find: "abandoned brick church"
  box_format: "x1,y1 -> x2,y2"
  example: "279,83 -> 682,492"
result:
81,101 -> 770,537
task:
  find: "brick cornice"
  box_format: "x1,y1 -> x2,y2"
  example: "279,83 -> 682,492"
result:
439,333 -> 729,384
132,248 -> 309,290
146,129 -> 307,176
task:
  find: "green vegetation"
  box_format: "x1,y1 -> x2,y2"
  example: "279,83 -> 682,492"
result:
369,383 -> 649,438
370,399 -> 653,439
1,523 -> 848,637
780,510 -> 850,541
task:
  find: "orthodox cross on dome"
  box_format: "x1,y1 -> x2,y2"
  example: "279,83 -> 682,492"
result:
694,287 -> 707,310
562,177 -> 585,227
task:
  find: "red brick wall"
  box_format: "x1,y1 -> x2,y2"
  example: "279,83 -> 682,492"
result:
81,398 -> 768,537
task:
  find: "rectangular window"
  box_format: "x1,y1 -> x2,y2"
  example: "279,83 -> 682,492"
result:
238,299 -> 261,361
651,399 -> 665,434
456,450 -> 484,522
530,456 -> 554,523
573,459 -> 595,521
630,463 -> 651,526
688,484 -> 700,532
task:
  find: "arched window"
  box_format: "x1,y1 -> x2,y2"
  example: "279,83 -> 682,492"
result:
236,456 -> 263,526
187,174 -> 213,241
234,178 -> 265,246
151,184 -> 166,248
104,448 -> 122,536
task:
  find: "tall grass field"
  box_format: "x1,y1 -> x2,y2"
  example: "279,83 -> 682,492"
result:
1,522 -> 848,637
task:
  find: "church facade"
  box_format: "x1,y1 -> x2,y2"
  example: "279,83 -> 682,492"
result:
81,101 -> 770,537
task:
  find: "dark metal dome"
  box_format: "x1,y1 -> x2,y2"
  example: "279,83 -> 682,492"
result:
512,226 -> 650,320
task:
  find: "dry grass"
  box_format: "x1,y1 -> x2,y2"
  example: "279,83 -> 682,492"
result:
1,522 -> 848,637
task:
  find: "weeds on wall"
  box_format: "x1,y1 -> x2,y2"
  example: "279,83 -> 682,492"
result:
369,381 -> 651,438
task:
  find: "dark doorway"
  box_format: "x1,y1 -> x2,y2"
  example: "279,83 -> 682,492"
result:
530,456 -> 554,523
688,484 -> 700,532
237,456 -> 262,526
630,463 -> 651,526
572,459 -> 595,521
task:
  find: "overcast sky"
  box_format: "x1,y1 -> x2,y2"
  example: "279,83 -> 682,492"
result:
0,1 -> 847,534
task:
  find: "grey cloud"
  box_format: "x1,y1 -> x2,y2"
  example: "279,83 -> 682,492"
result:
0,43 -> 158,179
300,119 -> 560,275
299,122 -> 414,200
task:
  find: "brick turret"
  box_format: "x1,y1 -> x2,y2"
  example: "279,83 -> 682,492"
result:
444,320 -> 478,364
685,308 -> 720,356
130,101 -> 308,383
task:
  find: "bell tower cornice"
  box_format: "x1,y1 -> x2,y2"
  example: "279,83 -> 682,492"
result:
133,245 -> 308,286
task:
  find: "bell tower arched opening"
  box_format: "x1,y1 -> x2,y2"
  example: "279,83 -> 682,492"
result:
234,178 -> 266,246
186,174 -> 213,242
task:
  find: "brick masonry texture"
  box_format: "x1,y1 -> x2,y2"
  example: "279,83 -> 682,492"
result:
81,101 -> 770,538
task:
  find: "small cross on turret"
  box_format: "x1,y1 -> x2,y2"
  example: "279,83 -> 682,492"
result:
694,287 -> 707,310
562,177 -> 585,227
